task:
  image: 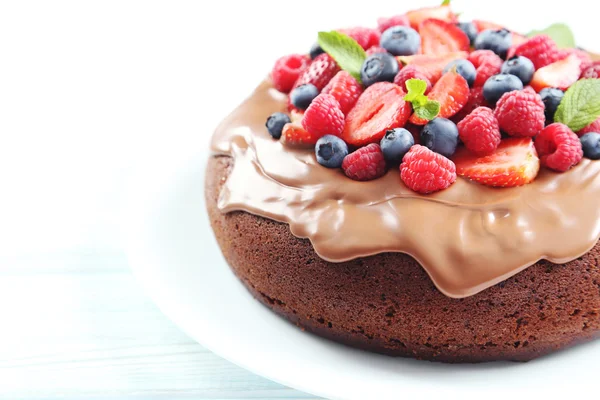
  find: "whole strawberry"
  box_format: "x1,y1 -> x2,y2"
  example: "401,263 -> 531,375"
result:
494,89 -> 545,137
535,123 -> 583,172
400,145 -> 456,194
293,53 -> 340,91
457,107 -> 501,156
342,143 -> 387,181
302,94 -> 345,137
322,71 -> 363,115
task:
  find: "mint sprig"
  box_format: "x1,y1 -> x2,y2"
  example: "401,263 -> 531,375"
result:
404,79 -> 440,121
527,23 -> 575,49
441,0 -> 451,5
554,79 -> 600,132
318,31 -> 366,83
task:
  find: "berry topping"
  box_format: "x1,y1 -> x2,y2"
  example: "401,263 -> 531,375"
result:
453,138 -> 540,187
281,121 -> 320,148
322,71 -> 364,115
400,145 -> 457,194
472,20 -> 506,33
293,53 -> 340,91
309,43 -> 325,60
539,87 -> 564,124
406,5 -> 457,31
290,83 -> 319,110
339,27 -> 381,50
456,22 -> 478,45
393,65 -> 432,94
377,14 -> 410,34
457,107 -> 501,156
266,112 -> 291,139
366,46 -> 389,56
271,54 -> 310,93
419,18 -> 470,56
451,86 -> 489,123
580,132 -> 600,160
302,93 -> 345,138
420,117 -> 459,158
315,135 -> 349,168
474,29 -> 512,59
342,82 -> 411,147
398,51 -> 469,84
360,52 -> 400,87
534,123 -> 583,172
468,50 -> 503,87
494,89 -> 545,137
482,74 -> 524,104
582,64 -> 600,79
530,54 -> 582,92
379,26 -> 421,56
380,128 -> 415,164
409,71 -> 469,125
501,56 -> 535,85
443,59 -> 476,87
511,34 -> 561,70
342,143 -> 387,181
578,117 -> 600,136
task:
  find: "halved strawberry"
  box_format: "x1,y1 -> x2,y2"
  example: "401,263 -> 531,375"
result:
453,138 -> 540,187
472,20 -> 505,32
409,71 -> 469,125
281,121 -> 320,148
397,51 -> 468,84
342,82 -> 411,147
530,53 -> 582,92
419,19 -> 469,56
406,5 -> 456,31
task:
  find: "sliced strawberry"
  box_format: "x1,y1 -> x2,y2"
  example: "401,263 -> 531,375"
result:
510,33 -> 528,47
280,121 -> 320,148
409,71 -> 469,125
342,82 -> 411,147
530,53 -> 582,92
406,5 -> 456,31
397,51 -> 468,84
453,138 -> 540,188
419,18 -> 469,56
472,20 -> 505,32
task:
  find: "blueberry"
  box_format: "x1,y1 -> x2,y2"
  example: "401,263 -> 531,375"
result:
380,26 -> 421,56
539,87 -> 564,123
360,53 -> 399,87
443,59 -> 477,87
580,133 -> 600,160
420,118 -> 459,158
265,112 -> 291,139
380,128 -> 415,164
474,29 -> 512,59
290,83 -> 319,110
309,42 -> 324,59
482,74 -> 523,104
457,22 -> 478,45
315,135 -> 349,168
501,56 -> 535,85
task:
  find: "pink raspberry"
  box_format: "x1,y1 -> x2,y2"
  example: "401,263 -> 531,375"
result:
457,107 -> 501,156
494,90 -> 545,137
468,50 -> 503,87
512,34 -> 561,69
535,123 -> 583,172
322,71 -> 364,115
301,94 -> 345,138
271,54 -> 310,93
342,143 -> 387,181
377,15 -> 410,33
339,27 -> 381,50
400,145 -> 456,194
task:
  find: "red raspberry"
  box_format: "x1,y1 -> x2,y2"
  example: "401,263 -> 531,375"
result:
322,71 -> 364,115
293,53 -> 340,91
393,65 -> 432,94
535,123 -> 583,172
339,27 -> 381,50
271,54 -> 310,93
468,50 -> 503,87
457,107 -> 501,156
400,145 -> 456,194
494,90 -> 545,137
342,143 -> 387,181
578,117 -> 600,136
366,46 -> 389,56
582,65 -> 600,79
512,35 -> 561,69
301,94 -> 345,137
377,15 -> 410,33
451,86 -> 489,123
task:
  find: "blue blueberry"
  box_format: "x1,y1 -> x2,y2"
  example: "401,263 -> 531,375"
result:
539,87 -> 564,123
501,56 -> 535,85
474,29 -> 512,59
482,74 -> 523,104
380,128 -> 415,164
380,26 -> 421,56
443,59 -> 477,87
457,22 -> 478,45
290,83 -> 319,110
265,112 -> 291,139
420,118 -> 459,158
580,133 -> 600,160
309,42 -> 324,59
315,135 -> 349,168
360,53 -> 399,87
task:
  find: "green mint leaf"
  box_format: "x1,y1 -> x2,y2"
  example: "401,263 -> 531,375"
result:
554,79 -> 600,132
527,23 -> 575,49
318,31 -> 366,83
441,0 -> 451,5
404,79 -> 439,120
414,100 -> 440,121
405,78 -> 427,97
414,94 -> 429,108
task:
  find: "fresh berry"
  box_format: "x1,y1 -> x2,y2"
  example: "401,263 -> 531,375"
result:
379,26 -> 421,56
340,27 -> 381,50
482,74 -> 523,104
578,117 -> 600,136
360,52 -> 399,87
322,71 -> 364,115
419,117 -> 459,157
398,51 -> 469,84
581,64 -> 600,79
453,138 -> 540,187
501,56 -> 535,85
393,65 -> 432,93
293,53 -> 340,91
443,59 -> 476,87
419,18 -> 470,56
266,112 -> 291,139
409,71 -> 469,125
406,5 -> 457,31
281,122 -> 320,147
290,83 -> 319,110
562,48 -> 593,73
400,145 -> 457,194
472,20 -> 505,32
457,107 -> 501,156
474,29 -> 512,59
456,22 -> 478,45
468,50 -> 503,87
301,93 -> 345,137
539,87 -> 564,123
315,135 -> 349,168
535,123 -> 583,172
451,86 -> 489,123
494,89 -> 545,137
580,132 -> 600,160
342,143 -> 387,181
342,82 -> 411,147
309,43 -> 325,59
530,54 -> 581,92
377,15 -> 410,33
511,35 -> 561,70
380,128 -> 415,163
271,54 -> 310,93
366,46 -> 389,56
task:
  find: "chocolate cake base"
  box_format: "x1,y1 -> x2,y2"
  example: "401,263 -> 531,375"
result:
206,155 -> 600,362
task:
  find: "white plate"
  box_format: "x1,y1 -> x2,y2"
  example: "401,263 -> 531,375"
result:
123,145 -> 600,400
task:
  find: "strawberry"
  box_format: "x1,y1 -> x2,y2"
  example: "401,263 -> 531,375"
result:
280,121 -> 320,148
530,53 -> 582,92
409,71 -> 469,125
453,138 -> 540,188
342,82 -> 411,147
397,51 -> 468,84
419,18 -> 470,56
472,20 -> 505,32
406,5 -> 456,31
377,15 -> 410,34
293,53 -> 340,91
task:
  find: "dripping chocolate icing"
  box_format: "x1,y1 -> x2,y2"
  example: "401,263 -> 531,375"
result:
209,79 -> 600,298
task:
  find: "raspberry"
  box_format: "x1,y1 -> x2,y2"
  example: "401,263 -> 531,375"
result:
512,35 -> 561,69
322,71 -> 364,115
451,86 -> 489,123
393,65 -> 432,93
535,123 -> 583,172
377,15 -> 410,33
400,145 -> 456,193
366,46 -> 389,56
457,107 -> 501,156
468,50 -> 503,87
339,27 -> 380,50
342,143 -> 387,181
493,90 -> 545,137
271,54 -> 310,93
293,53 -> 340,91
582,65 -> 600,79
578,117 -> 600,136
301,94 -> 345,137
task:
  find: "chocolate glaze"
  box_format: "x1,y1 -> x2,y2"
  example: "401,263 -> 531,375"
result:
209,79 -> 600,298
